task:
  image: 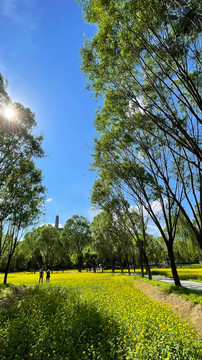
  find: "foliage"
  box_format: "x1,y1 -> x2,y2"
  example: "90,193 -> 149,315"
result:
80,0 -> 201,159
62,215 -> 91,254
0,74 -> 44,231
6,225 -> 72,272
38,225 -> 60,270
90,211 -> 127,271
0,73 -> 45,283
79,0 -> 202,286
83,246 -> 98,271
173,215 -> 202,263
62,215 -> 91,271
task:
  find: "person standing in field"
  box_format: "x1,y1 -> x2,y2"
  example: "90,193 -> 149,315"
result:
46,269 -> 50,283
39,269 -> 44,284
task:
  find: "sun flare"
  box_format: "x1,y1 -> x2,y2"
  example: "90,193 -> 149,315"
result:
4,106 -> 15,121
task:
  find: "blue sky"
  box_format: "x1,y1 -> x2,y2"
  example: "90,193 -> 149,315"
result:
0,0 -> 98,227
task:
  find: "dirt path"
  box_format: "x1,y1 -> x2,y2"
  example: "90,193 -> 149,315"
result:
0,285 -> 28,309
134,280 -> 202,337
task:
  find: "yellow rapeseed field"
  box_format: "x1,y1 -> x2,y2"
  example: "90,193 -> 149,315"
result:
149,268 -> 202,280
0,272 -> 201,359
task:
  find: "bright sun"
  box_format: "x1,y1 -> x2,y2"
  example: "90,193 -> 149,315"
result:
4,106 -> 15,121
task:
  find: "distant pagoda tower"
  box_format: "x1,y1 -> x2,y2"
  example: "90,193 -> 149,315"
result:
55,215 -> 59,230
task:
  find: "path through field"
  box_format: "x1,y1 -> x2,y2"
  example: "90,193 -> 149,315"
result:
131,273 -> 202,291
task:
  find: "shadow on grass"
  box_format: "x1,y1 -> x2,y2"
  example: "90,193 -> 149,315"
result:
0,283 -> 13,291
167,284 -> 202,304
0,284 -> 29,307
0,285 -> 126,360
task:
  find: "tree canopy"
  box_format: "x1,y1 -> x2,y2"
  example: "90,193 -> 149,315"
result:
80,0 -> 202,286
0,73 -> 46,283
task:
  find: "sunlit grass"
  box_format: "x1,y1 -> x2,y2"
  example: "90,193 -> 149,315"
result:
0,272 -> 201,359
132,276 -> 202,305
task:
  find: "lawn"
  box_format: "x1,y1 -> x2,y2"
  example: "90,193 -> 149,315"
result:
0,272 -> 201,360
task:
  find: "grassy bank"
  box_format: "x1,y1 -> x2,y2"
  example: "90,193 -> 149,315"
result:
131,276 -> 202,306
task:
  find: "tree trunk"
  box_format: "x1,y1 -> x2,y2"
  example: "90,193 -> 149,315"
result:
4,254 -> 12,284
167,242 -> 181,287
77,253 -> 83,273
198,166 -> 202,250
140,254 -> 144,277
132,255 -> 136,273
143,250 -> 152,280
196,232 -> 202,251
137,240 -> 144,277
126,255 -> 131,275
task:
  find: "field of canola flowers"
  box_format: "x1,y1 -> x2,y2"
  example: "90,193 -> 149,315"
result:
98,267 -> 202,282
103,267 -> 202,281
0,272 -> 201,360
146,268 -> 202,281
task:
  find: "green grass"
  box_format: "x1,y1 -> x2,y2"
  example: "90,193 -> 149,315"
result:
0,284 -> 15,298
132,276 -> 202,305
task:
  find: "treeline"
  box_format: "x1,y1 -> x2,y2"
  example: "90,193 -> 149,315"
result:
0,74 -> 45,284
0,212 -> 200,275
0,0 -> 201,288
78,0 -> 202,286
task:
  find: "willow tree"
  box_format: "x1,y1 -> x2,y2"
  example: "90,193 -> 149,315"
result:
91,178 -> 152,278
80,0 -> 201,162
91,210 -> 132,273
62,215 -> 91,272
80,0 -> 201,286
92,132 -> 182,285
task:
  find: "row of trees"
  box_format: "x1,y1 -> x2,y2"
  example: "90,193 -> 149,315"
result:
79,0 -> 202,286
1,212 -> 200,277
0,73 -> 45,284
0,0 -> 201,287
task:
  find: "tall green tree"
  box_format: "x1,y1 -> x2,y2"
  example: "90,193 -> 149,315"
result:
0,73 -> 45,283
21,227 -> 44,271
91,179 -> 152,277
0,73 -> 45,262
80,0 -> 201,285
174,215 -> 202,263
90,211 -> 118,272
80,0 -> 201,162
12,224 -> 71,272
38,225 -> 60,271
2,159 -> 45,284
62,215 -> 91,272
83,246 -> 98,272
